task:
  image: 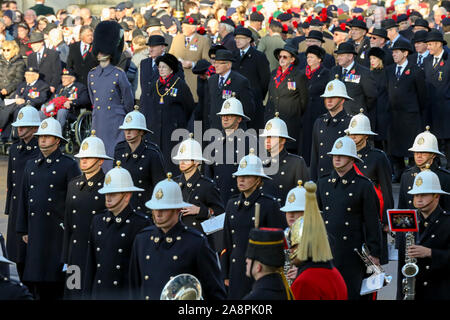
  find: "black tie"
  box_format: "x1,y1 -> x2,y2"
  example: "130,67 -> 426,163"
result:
241,50 -> 245,57
433,57 -> 439,67
417,55 -> 423,66
396,66 -> 402,79
219,76 -> 225,88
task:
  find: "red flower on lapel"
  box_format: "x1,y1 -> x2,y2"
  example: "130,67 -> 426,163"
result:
225,79 -> 231,86
440,61 -> 444,67
43,53 -> 47,58
350,69 -> 355,74
405,69 -> 410,75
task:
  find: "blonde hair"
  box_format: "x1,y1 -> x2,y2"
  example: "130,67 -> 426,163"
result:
132,13 -> 146,29
2,40 -> 20,57
297,182 -> 333,262
132,35 -> 148,53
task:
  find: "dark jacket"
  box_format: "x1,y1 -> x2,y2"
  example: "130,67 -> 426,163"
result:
16,149 -> 81,282
265,65 -> 309,154
27,47 -> 62,89
310,109 -> 352,181
354,144 -> 394,265
424,50 -> 450,139
0,55 -> 26,98
62,170 -> 106,299
52,81 -> 91,114
15,79 -> 50,109
66,41 -> 98,87
371,67 -> 390,142
114,139 -> 166,214
206,70 -> 256,131
4,137 -> 39,264
221,188 -> 287,299
301,66 -> 330,165
317,168 -> 382,299
232,46 -> 271,130
386,62 -> 427,157
83,206 -> 151,299
243,273 -> 294,300
129,221 -> 227,300
396,206 -> 450,300
329,62 -> 378,123
143,75 -> 195,175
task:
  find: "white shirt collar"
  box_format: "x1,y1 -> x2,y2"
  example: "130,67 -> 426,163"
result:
396,59 -> 408,72
27,79 -> 38,86
418,50 -> 429,58
219,70 -> 231,82
343,61 -> 355,72
240,45 -> 250,56
433,49 -> 445,62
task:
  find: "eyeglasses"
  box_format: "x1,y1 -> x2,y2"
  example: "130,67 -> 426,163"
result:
278,55 -> 291,59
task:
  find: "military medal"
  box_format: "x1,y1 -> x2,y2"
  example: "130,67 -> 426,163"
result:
438,71 -> 443,81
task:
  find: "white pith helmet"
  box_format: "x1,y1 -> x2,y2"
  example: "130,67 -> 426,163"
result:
98,161 -> 145,194
145,173 -> 192,210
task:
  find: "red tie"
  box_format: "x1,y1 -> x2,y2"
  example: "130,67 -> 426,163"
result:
82,44 -> 88,58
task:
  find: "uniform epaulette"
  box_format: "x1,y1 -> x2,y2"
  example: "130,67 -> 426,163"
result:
114,140 -> 128,151
200,174 -> 214,184
182,225 -> 206,238
442,210 -> 450,216
286,152 -> 304,160
137,225 -> 157,234
437,166 -> 450,174
133,210 -> 151,221
259,192 -> 277,202
114,66 -> 124,72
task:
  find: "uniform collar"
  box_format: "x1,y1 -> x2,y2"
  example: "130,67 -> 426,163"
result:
79,169 -> 105,191
124,139 -> 146,160
417,205 -> 445,242
105,204 -> 134,226
18,137 -> 38,152
179,170 -> 202,189
330,167 -> 357,187
36,148 -> 62,166
357,144 -> 371,157
266,148 -> 288,165
152,220 -> 186,249
237,187 -> 262,208
324,108 -> 348,125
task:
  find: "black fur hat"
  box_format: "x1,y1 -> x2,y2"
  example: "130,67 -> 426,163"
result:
92,21 -> 124,66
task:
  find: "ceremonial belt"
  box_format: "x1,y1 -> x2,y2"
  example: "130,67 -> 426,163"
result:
353,163 -> 384,221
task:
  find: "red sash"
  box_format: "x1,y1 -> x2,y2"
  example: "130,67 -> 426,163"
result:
353,164 -> 384,222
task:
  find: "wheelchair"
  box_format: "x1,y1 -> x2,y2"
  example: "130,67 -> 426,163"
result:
62,108 -> 92,154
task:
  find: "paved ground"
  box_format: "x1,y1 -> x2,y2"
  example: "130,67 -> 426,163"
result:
0,155 -> 400,299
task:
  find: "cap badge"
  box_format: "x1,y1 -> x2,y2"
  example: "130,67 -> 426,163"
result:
105,174 -> 111,185
125,115 -> 132,123
155,188 -> 164,200
18,112 -> 24,120
41,121 -> 48,129
327,83 -> 334,91
265,122 -> 272,131
350,119 -> 357,128
416,176 -> 423,187
288,193 -> 296,203
335,140 -> 343,149
223,101 -> 231,109
417,137 -> 425,145
240,159 -> 247,168
81,142 -> 89,151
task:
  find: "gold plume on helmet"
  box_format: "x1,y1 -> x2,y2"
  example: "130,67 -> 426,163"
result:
296,181 -> 333,262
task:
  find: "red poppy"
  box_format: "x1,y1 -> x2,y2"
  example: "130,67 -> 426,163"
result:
252,6 -> 257,13
220,16 -> 227,22
340,23 -> 347,31
440,61 -> 444,67
282,24 -> 288,32
293,21 -> 298,28
405,69 -> 410,75
268,17 -> 273,24
287,9 -> 292,14
350,69 -> 356,74
188,17 -> 194,24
